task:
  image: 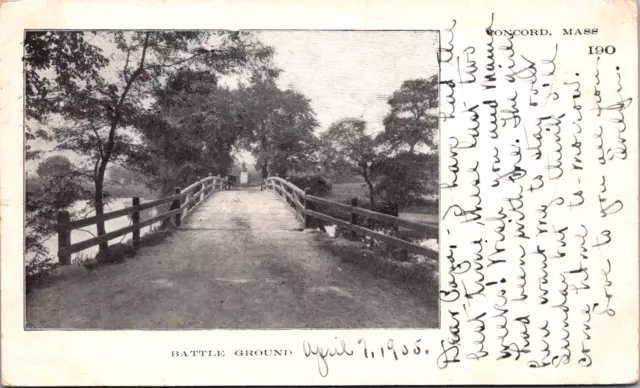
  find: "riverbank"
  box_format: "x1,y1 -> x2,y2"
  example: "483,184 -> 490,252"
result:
27,196 -> 169,267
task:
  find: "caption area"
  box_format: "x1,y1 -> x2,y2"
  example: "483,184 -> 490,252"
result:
171,349 -> 292,357
169,338 -> 429,378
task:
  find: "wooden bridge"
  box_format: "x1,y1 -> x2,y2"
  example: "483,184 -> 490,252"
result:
29,176 -> 439,329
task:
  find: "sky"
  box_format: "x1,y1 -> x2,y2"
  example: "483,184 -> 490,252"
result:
247,30 -> 438,134
228,30 -> 439,164
27,30 -> 439,171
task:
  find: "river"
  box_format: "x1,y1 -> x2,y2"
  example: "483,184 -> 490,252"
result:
28,197 -> 169,265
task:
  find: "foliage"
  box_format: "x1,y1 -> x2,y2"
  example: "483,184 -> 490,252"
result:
287,174 -> 332,197
25,255 -> 59,292
36,155 -> 73,178
373,152 -> 433,208
25,172 -> 88,258
379,76 -> 439,153
24,31 -> 109,160
320,118 -> 382,207
267,90 -> 320,177
235,70 -> 320,178
24,31 -> 109,121
136,69 -> 243,193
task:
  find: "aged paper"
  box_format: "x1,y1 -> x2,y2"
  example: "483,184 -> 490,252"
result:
1,0 -> 638,385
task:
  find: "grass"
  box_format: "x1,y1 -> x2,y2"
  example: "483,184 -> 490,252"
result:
26,220 -> 178,294
315,232 -> 439,305
327,182 -> 370,203
328,181 -> 438,216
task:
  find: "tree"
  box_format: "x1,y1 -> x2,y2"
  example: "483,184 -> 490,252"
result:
27,158 -> 87,259
266,89 -> 320,177
321,118 -> 381,207
24,31 -> 109,160
235,70 -> 319,178
372,152 -> 432,208
136,68 -> 248,192
24,32 -> 107,260
26,31 -> 273,252
381,76 -> 438,153
36,155 -> 73,178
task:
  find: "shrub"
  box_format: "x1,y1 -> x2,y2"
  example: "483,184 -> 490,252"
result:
372,152 -> 435,208
26,174 -> 87,258
287,174 -> 333,197
26,255 -> 59,293
95,243 -> 136,264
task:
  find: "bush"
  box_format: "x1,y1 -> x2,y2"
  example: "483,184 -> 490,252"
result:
25,174 -> 87,258
287,174 -> 333,197
373,152 -> 435,208
26,255 -> 59,293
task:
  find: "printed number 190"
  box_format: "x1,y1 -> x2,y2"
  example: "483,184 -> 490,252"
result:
588,45 -> 616,55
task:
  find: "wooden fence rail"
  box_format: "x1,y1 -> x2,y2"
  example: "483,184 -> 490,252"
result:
56,174 -> 225,265
263,176 -> 438,260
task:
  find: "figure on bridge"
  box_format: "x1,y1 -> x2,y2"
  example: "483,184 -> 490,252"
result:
225,174 -> 237,190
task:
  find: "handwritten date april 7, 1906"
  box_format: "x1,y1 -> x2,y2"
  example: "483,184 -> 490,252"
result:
303,338 -> 429,377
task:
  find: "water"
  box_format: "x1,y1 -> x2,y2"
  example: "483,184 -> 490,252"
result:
321,223 -> 439,252
418,238 -> 439,252
28,197 -> 169,265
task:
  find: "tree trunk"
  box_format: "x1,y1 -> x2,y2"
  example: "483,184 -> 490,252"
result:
275,156 -> 287,177
362,168 -> 376,209
94,161 -> 108,252
258,122 -> 269,179
92,32 -> 151,253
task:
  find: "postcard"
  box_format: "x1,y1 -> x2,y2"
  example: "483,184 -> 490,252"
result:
0,0 -> 638,385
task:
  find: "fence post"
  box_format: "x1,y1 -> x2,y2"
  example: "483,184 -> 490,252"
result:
57,210 -> 71,265
391,202 -> 399,232
173,187 -> 182,227
304,188 -> 312,229
196,176 -> 201,203
285,185 -> 292,206
132,197 -> 140,250
350,197 -> 358,239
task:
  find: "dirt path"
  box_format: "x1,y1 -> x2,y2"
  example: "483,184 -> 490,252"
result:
26,188 -> 438,329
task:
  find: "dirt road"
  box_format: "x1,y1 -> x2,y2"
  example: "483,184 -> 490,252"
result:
26,188 -> 438,329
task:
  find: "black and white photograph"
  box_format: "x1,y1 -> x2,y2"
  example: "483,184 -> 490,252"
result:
24,30 -> 440,329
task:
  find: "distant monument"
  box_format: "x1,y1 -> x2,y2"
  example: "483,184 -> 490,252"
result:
240,160 -> 248,184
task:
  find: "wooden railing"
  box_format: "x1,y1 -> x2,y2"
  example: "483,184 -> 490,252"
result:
56,174 -> 225,265
262,176 -> 438,260
262,176 -> 306,222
